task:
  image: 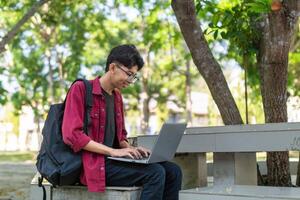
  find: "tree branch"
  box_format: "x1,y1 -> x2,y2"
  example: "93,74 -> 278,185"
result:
0,0 -> 49,54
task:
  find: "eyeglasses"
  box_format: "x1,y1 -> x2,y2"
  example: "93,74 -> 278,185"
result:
114,63 -> 139,83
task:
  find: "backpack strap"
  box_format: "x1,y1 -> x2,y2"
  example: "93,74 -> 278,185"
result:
82,79 -> 93,134
65,78 -> 93,135
38,176 -> 46,200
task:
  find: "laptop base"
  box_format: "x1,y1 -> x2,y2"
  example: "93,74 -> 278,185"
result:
107,156 -> 149,164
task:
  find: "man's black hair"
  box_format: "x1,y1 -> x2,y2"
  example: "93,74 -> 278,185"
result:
105,44 -> 144,72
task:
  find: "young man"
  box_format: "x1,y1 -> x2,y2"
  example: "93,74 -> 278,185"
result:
62,44 -> 182,200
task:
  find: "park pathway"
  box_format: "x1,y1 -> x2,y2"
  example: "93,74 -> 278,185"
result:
0,162 -> 35,200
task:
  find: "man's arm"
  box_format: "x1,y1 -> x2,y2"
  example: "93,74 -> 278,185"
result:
62,82 -> 92,152
83,140 -> 144,159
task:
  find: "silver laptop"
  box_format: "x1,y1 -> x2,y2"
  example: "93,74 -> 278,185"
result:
107,123 -> 187,164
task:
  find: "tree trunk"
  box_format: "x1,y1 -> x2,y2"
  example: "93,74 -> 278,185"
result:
34,114 -> 42,149
256,1 -> 299,186
31,101 -> 43,149
171,0 -> 243,125
54,31 -> 66,100
141,51 -> 151,134
141,92 -> 150,133
57,57 -> 66,92
46,49 -> 55,103
185,58 -> 193,126
289,19 -> 300,53
0,0 -> 49,54
242,54 -> 250,124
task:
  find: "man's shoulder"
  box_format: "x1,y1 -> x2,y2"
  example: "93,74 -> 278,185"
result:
68,80 -> 90,95
72,80 -> 86,87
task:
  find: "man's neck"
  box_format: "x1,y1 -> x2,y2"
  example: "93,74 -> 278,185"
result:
100,74 -> 114,95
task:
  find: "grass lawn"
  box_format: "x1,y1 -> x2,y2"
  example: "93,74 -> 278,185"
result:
0,151 -> 36,162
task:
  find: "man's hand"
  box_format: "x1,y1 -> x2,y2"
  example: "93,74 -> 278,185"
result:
118,140 -> 151,159
110,148 -> 143,159
135,146 -> 151,158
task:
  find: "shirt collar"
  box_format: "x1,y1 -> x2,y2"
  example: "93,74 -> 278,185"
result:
92,76 -> 103,95
92,76 -> 118,96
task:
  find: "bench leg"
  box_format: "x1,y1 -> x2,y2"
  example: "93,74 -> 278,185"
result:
174,153 -> 207,188
197,153 -> 207,187
235,152 -> 257,185
213,152 -> 257,186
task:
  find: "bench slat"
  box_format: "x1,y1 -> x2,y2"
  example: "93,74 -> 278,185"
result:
180,185 -> 300,200
138,122 -> 300,152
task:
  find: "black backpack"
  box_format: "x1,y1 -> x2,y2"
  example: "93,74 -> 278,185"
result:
36,79 -> 92,199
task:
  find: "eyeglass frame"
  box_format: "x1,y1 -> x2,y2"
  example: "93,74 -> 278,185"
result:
113,63 -> 139,83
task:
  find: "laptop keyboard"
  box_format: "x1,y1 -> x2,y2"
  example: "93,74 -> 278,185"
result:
125,155 -> 150,160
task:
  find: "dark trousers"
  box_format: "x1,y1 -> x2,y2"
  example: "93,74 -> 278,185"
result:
105,159 -> 182,200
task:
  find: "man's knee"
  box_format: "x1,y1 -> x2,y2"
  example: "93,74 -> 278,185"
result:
163,162 -> 182,181
146,164 -> 166,184
170,163 -> 182,182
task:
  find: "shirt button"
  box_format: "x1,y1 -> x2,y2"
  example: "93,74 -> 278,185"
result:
100,167 -> 104,171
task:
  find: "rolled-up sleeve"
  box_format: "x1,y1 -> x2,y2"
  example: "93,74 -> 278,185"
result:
62,82 -> 91,152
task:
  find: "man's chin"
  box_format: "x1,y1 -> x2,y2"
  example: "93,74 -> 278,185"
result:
122,84 -> 129,88
116,85 -> 127,90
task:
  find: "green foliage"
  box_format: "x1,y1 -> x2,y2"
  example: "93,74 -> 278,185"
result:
1,0 -> 192,132
288,51 -> 300,96
246,0 -> 272,13
197,0 -> 260,55
0,82 -> 8,105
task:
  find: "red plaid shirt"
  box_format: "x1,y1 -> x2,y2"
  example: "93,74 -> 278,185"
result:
62,77 -> 128,192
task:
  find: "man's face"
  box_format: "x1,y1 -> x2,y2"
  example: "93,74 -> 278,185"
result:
110,63 -> 139,89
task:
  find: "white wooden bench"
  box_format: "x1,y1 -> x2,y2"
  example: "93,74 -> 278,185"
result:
30,173 -> 141,200
137,122 -> 300,200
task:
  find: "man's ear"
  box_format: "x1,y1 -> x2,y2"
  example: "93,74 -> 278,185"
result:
109,63 -> 115,73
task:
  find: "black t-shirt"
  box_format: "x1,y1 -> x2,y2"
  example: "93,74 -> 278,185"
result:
102,90 -> 116,148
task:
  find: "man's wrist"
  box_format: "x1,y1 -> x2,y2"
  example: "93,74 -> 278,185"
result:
106,147 -> 114,156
